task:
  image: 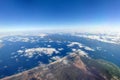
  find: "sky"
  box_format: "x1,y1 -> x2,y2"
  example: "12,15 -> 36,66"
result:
0,0 -> 120,32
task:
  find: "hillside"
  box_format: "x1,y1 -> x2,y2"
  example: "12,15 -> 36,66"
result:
2,53 -> 120,80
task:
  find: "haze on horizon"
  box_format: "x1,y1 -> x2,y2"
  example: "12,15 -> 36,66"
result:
0,0 -> 120,32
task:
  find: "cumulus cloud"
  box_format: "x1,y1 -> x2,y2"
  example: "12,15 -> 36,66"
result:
58,48 -> 64,51
70,49 -> 88,57
47,45 -> 51,47
17,47 -> 59,58
77,49 -> 88,57
17,50 -> 24,53
67,42 -> 94,51
84,46 -> 94,51
72,48 -> 77,51
67,42 -> 82,48
51,56 -> 61,61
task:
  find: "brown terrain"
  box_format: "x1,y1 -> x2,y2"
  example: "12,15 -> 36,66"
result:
1,53 -> 120,80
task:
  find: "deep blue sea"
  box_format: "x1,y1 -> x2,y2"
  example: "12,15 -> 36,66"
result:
0,34 -> 120,78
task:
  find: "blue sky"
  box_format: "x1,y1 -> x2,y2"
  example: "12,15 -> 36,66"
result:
0,0 -> 120,31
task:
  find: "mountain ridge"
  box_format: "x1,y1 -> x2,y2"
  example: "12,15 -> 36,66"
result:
2,52 -> 120,80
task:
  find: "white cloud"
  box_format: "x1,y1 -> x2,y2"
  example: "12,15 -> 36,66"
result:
67,42 -> 94,51
17,47 -> 59,58
21,46 -> 25,49
4,36 -> 40,43
77,49 -> 88,57
6,36 -> 30,42
72,48 -> 77,51
62,59 -> 69,65
21,38 -> 30,42
70,49 -> 88,57
58,48 -> 64,51
51,56 -> 61,61
17,50 -> 24,54
84,46 -> 94,51
38,33 -> 47,38
76,34 -> 120,44
67,42 -> 82,48
47,45 -> 51,47
56,40 -> 62,43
